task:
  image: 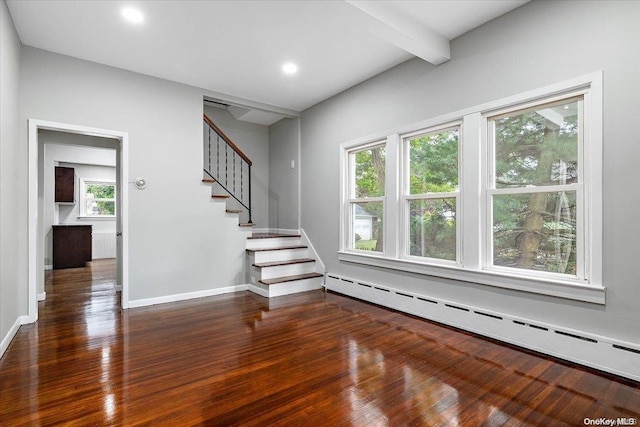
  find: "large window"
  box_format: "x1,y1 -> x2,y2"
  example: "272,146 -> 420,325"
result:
339,73 -> 603,303
80,180 -> 116,217
488,98 -> 582,278
403,125 -> 460,263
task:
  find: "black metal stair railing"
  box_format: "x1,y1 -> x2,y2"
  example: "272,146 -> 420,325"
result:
203,114 -> 252,224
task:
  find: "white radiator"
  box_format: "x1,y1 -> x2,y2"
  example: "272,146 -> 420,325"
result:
325,274 -> 640,382
92,232 -> 116,259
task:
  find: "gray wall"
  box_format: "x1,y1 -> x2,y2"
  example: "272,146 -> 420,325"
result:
300,0 -> 640,343
0,0 -> 23,350
269,118 -> 299,231
203,106 -> 269,228
20,47 -> 250,302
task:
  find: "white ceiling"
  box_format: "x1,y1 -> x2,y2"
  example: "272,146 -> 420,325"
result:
7,0 -> 528,118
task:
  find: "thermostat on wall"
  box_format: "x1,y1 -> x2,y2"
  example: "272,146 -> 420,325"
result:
134,177 -> 147,189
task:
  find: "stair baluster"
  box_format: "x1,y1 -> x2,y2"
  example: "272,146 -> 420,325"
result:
203,114 -> 252,224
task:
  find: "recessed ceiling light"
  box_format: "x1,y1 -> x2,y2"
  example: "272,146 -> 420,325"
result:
282,62 -> 298,75
122,7 -> 144,24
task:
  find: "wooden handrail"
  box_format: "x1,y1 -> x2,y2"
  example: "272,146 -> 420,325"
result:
203,114 -> 252,166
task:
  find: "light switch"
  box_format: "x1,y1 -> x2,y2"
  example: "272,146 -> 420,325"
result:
290,160 -> 295,169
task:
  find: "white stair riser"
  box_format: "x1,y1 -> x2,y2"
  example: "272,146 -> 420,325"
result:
253,262 -> 316,280
252,248 -> 308,264
246,237 -> 302,250
264,277 -> 324,298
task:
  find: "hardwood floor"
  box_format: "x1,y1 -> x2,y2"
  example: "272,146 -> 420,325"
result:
1,259 -> 639,426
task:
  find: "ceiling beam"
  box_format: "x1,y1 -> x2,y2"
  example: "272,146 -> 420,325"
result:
345,0 -> 450,65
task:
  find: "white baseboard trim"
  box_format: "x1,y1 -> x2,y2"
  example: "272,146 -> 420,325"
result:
325,274 -> 640,382
37,292 -> 46,301
45,264 -> 53,271
1,315 -> 29,359
128,285 -> 249,308
248,284 -> 269,297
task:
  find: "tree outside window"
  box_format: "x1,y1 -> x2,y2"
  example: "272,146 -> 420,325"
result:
405,127 -> 459,262
82,181 -> 116,217
349,144 -> 385,252
340,75 -> 601,301
489,98 -> 581,276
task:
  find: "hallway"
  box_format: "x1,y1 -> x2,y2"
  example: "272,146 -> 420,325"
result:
1,260 -> 639,425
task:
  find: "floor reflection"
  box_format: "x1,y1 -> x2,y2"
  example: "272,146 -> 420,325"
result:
1,265 -> 638,425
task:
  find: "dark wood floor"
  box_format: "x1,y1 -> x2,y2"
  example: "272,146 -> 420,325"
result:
1,260 -> 639,426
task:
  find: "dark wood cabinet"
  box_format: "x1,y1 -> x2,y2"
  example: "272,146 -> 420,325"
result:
53,225 -> 92,269
55,166 -> 75,203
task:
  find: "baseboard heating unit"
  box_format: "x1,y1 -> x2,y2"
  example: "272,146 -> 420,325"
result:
325,274 -> 640,382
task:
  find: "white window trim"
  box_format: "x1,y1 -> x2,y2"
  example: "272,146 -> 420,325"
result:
338,72 -> 604,304
79,178 -> 116,219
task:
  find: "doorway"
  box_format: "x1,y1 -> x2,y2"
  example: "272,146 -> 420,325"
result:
28,119 -> 129,323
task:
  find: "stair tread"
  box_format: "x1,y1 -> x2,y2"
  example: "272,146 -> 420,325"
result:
202,179 -> 216,183
259,272 -> 324,286
239,223 -> 254,227
246,245 -> 307,253
253,258 -> 315,268
248,233 -> 301,240
226,209 -> 243,213
211,194 -> 230,199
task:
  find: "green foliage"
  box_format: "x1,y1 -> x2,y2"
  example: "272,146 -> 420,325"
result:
355,240 -> 377,251
355,147 -> 385,198
409,198 -> 456,260
494,106 -> 578,188
409,129 -> 458,195
87,184 -> 115,199
493,192 -> 576,274
349,99 -> 581,274
492,100 -> 580,274
85,183 -> 116,216
95,201 -> 116,216
406,129 -> 458,260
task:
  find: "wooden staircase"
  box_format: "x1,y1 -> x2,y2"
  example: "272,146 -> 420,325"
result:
246,234 -> 324,298
204,179 -> 324,298
202,114 -> 323,298
203,179 -> 253,227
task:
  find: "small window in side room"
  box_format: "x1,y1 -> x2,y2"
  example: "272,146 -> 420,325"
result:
80,180 -> 116,217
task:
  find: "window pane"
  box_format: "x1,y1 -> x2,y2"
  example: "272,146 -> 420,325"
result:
351,201 -> 383,252
408,198 -> 456,261
493,191 -> 576,275
86,200 -> 115,216
408,128 -> 458,194
86,184 -> 115,199
493,100 -> 579,189
354,146 -> 385,198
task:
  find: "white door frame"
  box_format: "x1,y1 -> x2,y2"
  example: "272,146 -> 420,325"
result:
28,119 -> 130,322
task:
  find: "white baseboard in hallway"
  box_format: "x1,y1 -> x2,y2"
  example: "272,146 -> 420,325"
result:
128,284 -> 249,308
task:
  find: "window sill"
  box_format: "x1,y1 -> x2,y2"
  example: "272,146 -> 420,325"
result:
337,251 -> 605,304
77,216 -> 116,221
